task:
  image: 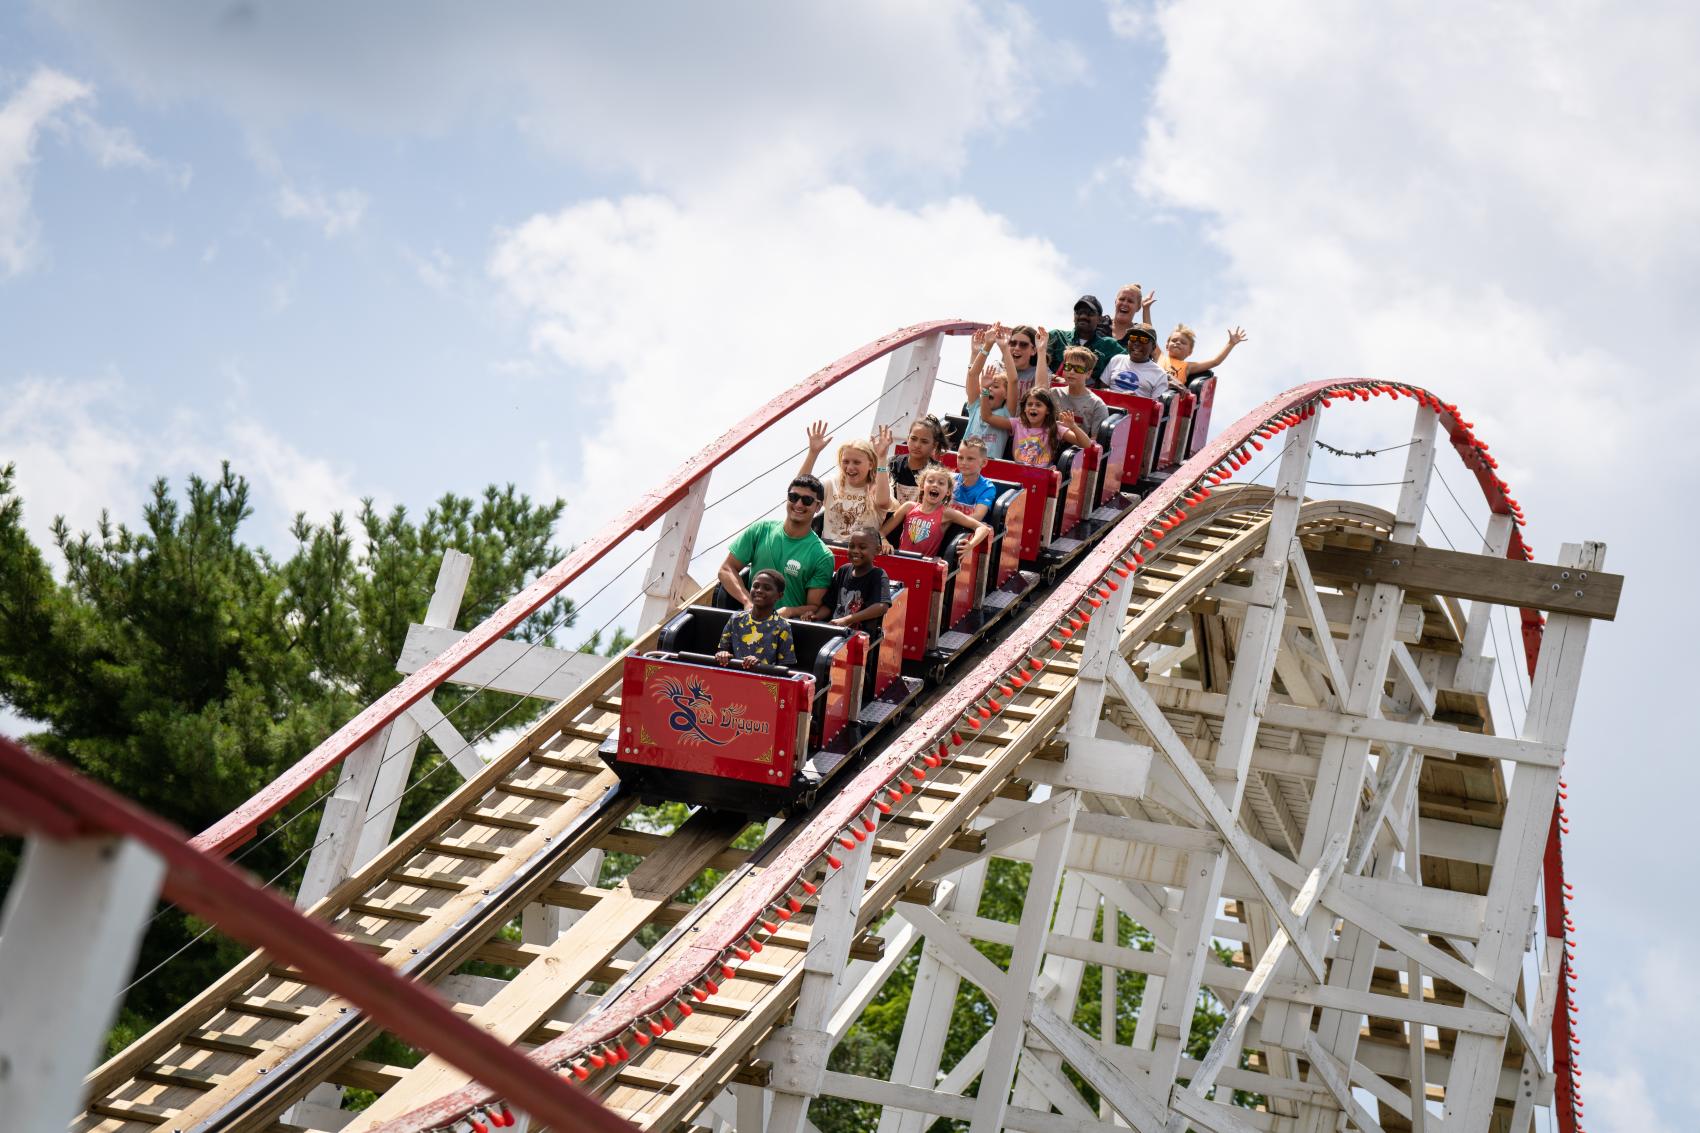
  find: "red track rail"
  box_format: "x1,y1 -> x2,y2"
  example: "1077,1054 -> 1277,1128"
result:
0,735 -> 639,1133
192,319 -> 980,855
369,377 -> 1580,1133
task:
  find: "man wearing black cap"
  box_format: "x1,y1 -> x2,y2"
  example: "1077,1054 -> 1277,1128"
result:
1045,294 -> 1124,385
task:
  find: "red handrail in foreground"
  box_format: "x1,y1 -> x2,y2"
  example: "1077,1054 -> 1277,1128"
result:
192,319 -> 980,855
0,734 -> 639,1133
370,378 -> 1579,1133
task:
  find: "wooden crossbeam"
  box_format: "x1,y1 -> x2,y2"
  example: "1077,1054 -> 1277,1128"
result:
1305,540 -> 1621,620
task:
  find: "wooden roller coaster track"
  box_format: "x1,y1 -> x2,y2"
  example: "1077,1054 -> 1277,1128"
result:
28,349 -> 1610,1133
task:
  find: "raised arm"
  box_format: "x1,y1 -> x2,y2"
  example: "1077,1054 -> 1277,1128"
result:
796,420 -> 832,480
964,326 -> 993,401
1034,325 -> 1052,387
1056,410 -> 1092,450
1190,327 -> 1248,374
871,423 -> 895,514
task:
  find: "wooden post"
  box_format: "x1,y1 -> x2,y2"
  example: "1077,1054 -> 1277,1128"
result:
873,333 -> 944,439
638,477 -> 708,632
1452,511 -> 1515,694
0,836 -> 165,1133
766,831 -> 875,1133
1443,542 -> 1602,1129
969,791 -> 1080,1133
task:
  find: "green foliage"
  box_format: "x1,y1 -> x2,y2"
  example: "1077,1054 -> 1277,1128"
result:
0,462 -> 573,1045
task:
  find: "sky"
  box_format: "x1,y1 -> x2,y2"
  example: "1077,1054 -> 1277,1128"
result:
1,3 -> 1696,1128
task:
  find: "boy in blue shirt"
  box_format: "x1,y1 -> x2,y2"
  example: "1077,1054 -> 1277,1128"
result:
951,436 -> 999,521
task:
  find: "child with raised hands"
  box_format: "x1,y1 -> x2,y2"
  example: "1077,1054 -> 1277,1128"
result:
797,420 -> 892,545
962,326 -> 1012,460
813,526 -> 892,628
1162,323 -> 1248,387
715,569 -> 799,670
984,386 -> 1091,468
882,466 -> 991,561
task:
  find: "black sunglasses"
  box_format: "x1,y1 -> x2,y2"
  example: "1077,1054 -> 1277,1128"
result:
787,491 -> 819,506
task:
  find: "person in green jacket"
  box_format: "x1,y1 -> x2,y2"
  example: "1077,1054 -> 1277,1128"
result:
717,476 -> 835,618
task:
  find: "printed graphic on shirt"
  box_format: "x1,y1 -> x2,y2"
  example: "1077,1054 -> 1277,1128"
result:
835,589 -> 865,619
905,511 -> 937,549
1012,432 -> 1046,465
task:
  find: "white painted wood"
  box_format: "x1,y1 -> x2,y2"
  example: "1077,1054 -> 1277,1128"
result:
1189,833 -> 1348,1098
1107,656 -> 1324,981
0,836 -> 165,1133
1302,1033 -> 1384,1132
639,476 -> 709,631
402,695 -> 484,779
294,726 -> 392,911
1285,535 -> 1350,699
1168,1088 -> 1267,1133
1140,685 -> 1565,766
878,860 -> 988,1133
1031,728 -> 1154,797
1028,997 -> 1169,1133
396,624 -> 605,700
970,790 -> 1079,1133
768,832 -> 875,1132
1451,511 -> 1515,694
873,332 -> 944,439
1390,642 -> 1437,719
1443,542 -> 1600,1129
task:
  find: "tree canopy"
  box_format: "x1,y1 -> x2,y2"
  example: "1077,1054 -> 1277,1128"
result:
0,461 -> 575,1041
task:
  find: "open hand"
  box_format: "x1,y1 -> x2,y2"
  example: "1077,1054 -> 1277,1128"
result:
1058,409 -> 1077,429
874,423 -> 894,458
805,419 -> 832,455
1141,291 -> 1156,317
1227,327 -> 1248,347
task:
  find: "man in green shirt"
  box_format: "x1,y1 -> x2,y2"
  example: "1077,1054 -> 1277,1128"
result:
1045,294 -> 1125,385
718,476 -> 835,617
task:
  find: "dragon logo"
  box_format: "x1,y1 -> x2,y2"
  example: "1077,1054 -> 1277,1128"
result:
658,675 -> 729,747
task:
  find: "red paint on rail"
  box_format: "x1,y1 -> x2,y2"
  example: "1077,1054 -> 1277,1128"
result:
192,319 -> 981,855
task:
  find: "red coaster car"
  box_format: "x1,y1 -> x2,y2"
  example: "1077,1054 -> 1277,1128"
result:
601,605 -> 921,815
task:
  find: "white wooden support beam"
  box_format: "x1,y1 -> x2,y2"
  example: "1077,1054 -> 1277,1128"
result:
1286,535 -> 1349,700
767,829 -> 876,1133
354,551 -> 477,866
403,695 -> 484,779
396,624 -> 605,701
1013,875 -> 1104,1113
1389,642 -> 1436,719
0,836 -> 165,1133
969,790 -> 1080,1133
1442,543 -> 1601,1130
877,860 -> 989,1133
299,550 -> 474,910
873,332 -> 944,439
638,477 -> 709,631
1168,1087 -> 1267,1133
1451,512 -> 1515,694
1107,656 -> 1324,981
1027,997 -> 1169,1133
1186,832 -> 1348,1100
1302,1033 -> 1385,1133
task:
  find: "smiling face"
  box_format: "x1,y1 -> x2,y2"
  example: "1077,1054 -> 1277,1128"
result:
785,485 -> 820,524
839,448 -> 871,486
1023,395 -> 1051,427
1166,331 -> 1195,360
846,529 -> 878,568
749,571 -> 782,611
907,421 -> 937,462
1126,334 -> 1157,362
1007,333 -> 1036,369
1072,307 -> 1098,337
1113,286 -> 1141,321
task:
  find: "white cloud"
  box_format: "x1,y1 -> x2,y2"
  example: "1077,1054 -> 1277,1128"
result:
276,183 -> 368,237
0,68 -> 92,276
42,1 -> 1062,192
0,374 -> 362,559
489,184 -> 1076,540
